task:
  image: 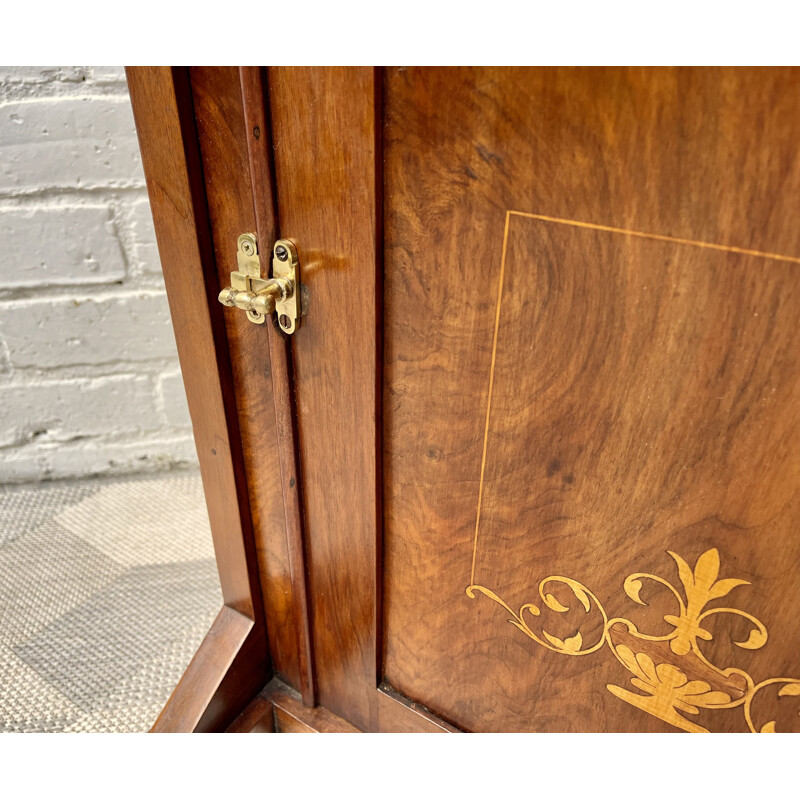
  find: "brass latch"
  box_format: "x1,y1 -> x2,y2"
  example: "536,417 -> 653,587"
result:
218,234 -> 301,334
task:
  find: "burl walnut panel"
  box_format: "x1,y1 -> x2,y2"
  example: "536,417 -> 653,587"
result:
382,67 -> 800,732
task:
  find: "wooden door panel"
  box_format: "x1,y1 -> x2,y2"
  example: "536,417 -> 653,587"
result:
267,67 -> 381,731
383,67 -> 800,732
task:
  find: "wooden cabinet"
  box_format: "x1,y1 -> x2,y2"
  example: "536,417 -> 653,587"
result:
128,67 -> 800,733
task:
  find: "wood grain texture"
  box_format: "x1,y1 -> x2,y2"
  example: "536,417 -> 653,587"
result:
133,66 -> 800,734
267,67 -> 381,731
382,67 -> 800,732
188,66 -> 302,691
229,679 -> 360,732
226,696 -> 275,732
376,685 -> 460,732
239,66 -> 315,706
271,692 -> 360,733
151,606 -> 260,732
127,67 -> 270,730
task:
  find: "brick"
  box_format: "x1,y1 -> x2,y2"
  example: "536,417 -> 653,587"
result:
0,67 -> 194,481
0,434 -> 199,484
129,198 -> 162,275
158,371 -> 191,428
0,291 -> 179,368
0,96 -> 144,193
0,67 -> 89,85
0,375 -> 159,448
0,205 -> 126,288
0,338 -> 8,375
91,67 -> 127,83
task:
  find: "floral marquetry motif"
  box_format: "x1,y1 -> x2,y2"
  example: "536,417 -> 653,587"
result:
467,548 -> 800,732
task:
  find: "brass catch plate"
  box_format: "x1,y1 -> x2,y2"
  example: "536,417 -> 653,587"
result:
272,239 -> 300,334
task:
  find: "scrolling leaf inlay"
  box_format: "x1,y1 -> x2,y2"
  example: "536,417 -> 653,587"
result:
467,548 -> 800,732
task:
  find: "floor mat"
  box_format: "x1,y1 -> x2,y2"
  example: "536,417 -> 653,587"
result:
0,472 -> 221,732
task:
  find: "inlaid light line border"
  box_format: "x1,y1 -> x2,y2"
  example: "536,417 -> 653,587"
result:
470,210 -> 800,586
510,211 -> 800,265
470,211 -> 511,585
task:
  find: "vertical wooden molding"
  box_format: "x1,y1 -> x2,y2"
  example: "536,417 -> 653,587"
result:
238,66 -> 316,707
372,67 -> 385,705
188,65 -> 304,695
267,67 -> 380,730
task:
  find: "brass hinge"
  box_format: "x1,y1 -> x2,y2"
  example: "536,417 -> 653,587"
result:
218,233 -> 301,334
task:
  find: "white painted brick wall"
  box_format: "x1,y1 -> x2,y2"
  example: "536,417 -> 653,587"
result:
3,291 -> 179,368
0,96 -> 144,193
0,375 -> 159,448
1,205 -> 126,287
0,66 -> 198,483
158,371 -> 193,429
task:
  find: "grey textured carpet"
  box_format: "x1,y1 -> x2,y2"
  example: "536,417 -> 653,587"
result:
0,472 -> 221,732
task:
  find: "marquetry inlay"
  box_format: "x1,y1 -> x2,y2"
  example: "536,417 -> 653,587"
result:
469,547 -> 800,733
468,211 -> 800,733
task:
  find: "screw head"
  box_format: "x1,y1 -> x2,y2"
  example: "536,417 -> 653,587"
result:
241,240 -> 255,257
275,244 -> 289,262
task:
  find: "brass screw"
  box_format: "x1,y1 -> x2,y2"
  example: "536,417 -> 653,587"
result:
241,239 -> 255,257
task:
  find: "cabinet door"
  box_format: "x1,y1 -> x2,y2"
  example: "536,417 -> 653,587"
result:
270,67 -> 800,733
134,67 -> 800,733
